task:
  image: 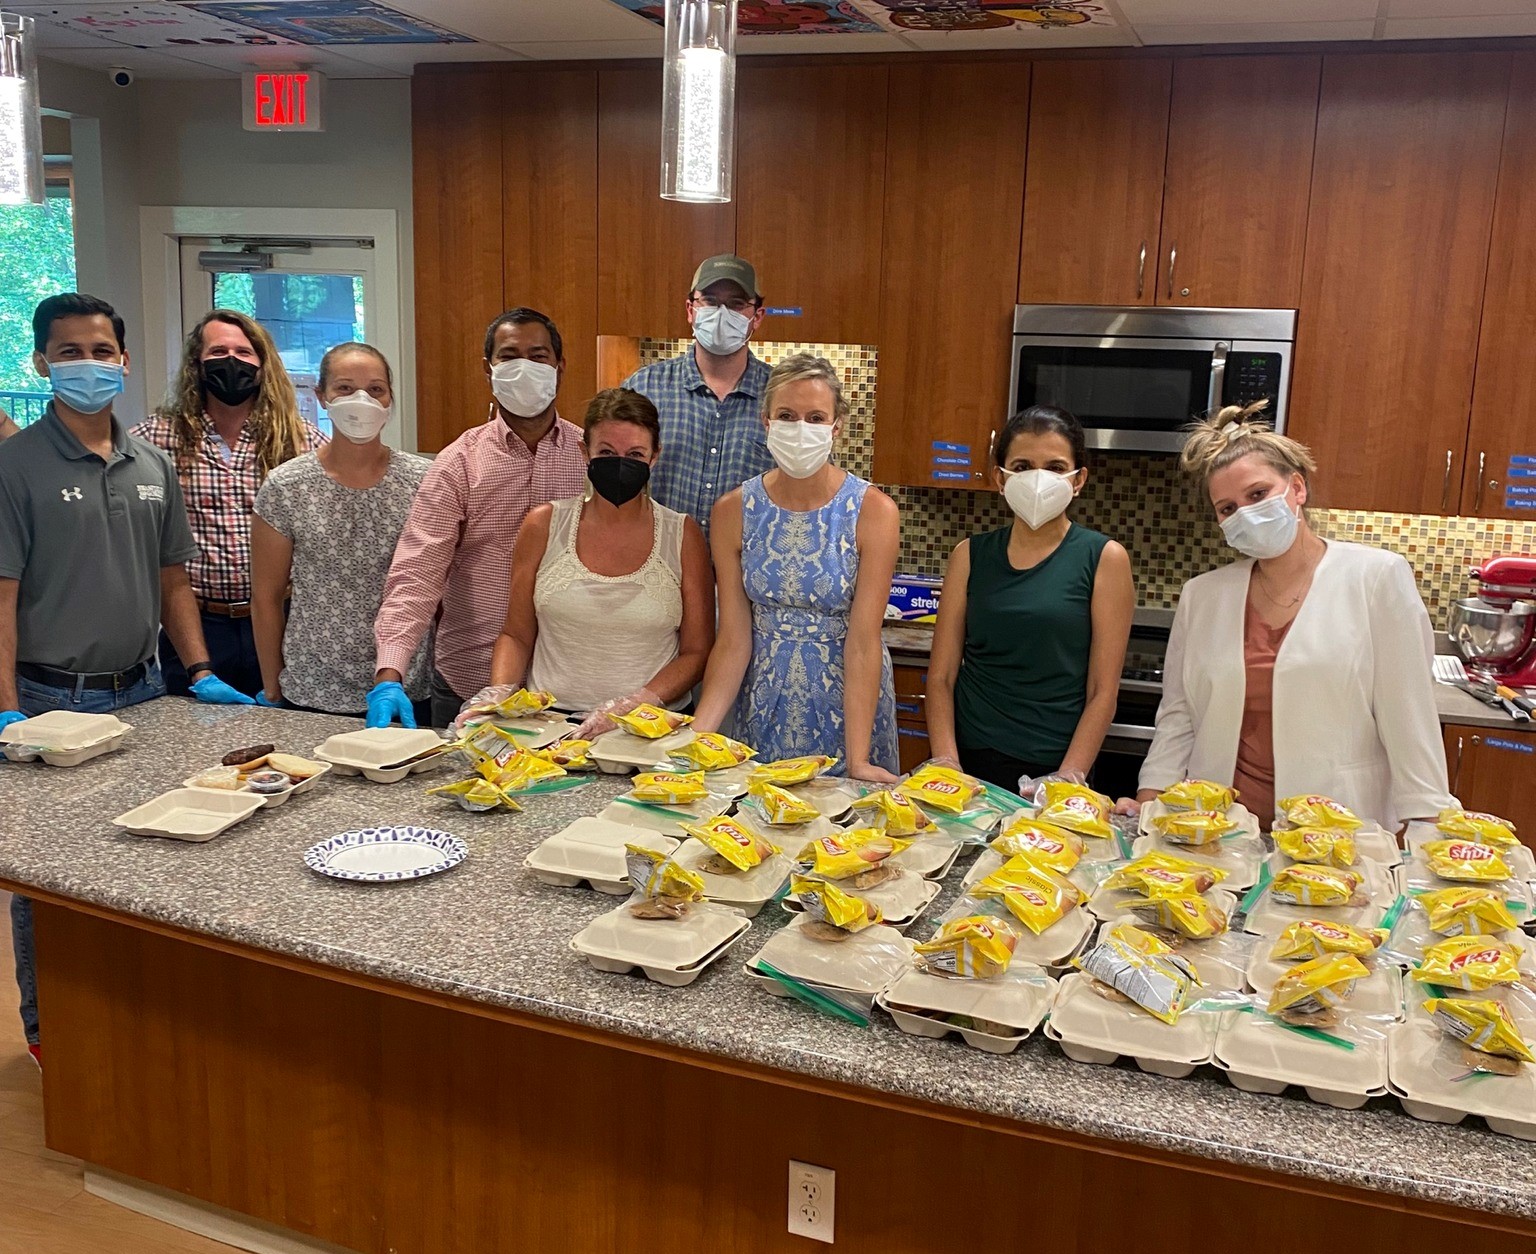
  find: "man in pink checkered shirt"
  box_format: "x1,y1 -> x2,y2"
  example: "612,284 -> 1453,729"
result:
369,308 -> 587,729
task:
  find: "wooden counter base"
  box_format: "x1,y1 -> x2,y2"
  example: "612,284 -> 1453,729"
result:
29,900 -> 1531,1254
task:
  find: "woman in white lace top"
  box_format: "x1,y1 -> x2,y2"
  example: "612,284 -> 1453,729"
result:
479,388 -> 715,736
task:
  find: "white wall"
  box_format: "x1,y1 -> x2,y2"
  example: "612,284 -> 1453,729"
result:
34,62 -> 415,427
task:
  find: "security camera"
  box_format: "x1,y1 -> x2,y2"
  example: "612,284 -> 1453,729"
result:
108,66 -> 134,87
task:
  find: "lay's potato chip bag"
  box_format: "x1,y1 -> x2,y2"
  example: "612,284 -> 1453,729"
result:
849,788 -> 935,837
898,764 -> 984,815
1274,827 -> 1357,868
1103,852 -> 1225,899
1268,864 -> 1362,907
796,828 -> 910,880
1277,794 -> 1363,831
1435,808 -> 1519,849
425,777 -> 523,812
1270,920 -> 1384,962
1422,840 -> 1512,883
748,755 -> 838,787
1036,781 -> 1115,841
1075,932 -> 1199,1024
1151,809 -> 1237,847
1158,779 -> 1237,813
1421,886 -> 1521,937
1267,953 -> 1369,1016
971,856 -> 1080,934
746,780 -> 821,826
1423,997 -> 1536,1064
532,738 -> 592,769
630,770 -> 709,804
625,845 -> 705,903
669,731 -> 756,771
1413,936 -> 1523,990
990,817 -> 1084,875
611,705 -> 693,739
914,915 -> 1020,979
460,687 -> 555,724
683,814 -> 779,872
1119,894 -> 1228,940
788,875 -> 881,933
478,749 -> 566,791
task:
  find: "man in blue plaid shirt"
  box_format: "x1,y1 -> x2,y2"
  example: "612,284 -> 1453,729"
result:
623,254 -> 774,535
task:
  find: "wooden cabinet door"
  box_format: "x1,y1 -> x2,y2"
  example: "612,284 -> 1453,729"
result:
502,68 -> 600,420
1463,52 -> 1536,520
1444,722 -> 1536,852
1018,59 -> 1171,307
411,69 -> 504,452
1158,55 -> 1320,309
596,68 -> 736,340
1288,52 -> 1508,514
874,62 -> 1029,489
735,65 -> 888,345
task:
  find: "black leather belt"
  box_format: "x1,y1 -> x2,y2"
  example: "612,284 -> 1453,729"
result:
17,660 -> 151,692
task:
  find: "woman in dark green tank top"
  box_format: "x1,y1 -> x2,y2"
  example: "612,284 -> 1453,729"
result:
926,406 -> 1135,791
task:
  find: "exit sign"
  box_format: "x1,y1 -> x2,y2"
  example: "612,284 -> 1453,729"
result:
242,71 -> 325,133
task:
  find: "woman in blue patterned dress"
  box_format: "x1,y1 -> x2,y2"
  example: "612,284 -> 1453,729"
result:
694,353 -> 901,782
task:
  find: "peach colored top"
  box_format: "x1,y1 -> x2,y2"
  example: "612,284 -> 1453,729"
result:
1233,597 -> 1293,830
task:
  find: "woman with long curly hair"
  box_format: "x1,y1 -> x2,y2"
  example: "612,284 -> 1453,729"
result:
133,309 -> 325,697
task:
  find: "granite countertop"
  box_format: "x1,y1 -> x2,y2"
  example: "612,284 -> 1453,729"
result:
3,700 -> 1535,1223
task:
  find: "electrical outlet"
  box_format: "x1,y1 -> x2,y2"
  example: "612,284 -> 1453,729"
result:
787,1160 -> 835,1243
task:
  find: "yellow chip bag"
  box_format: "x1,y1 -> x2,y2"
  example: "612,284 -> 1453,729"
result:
971,857 -> 1081,935
1277,794 -> 1363,831
1158,779 -> 1236,813
1421,886 -> 1521,937
460,687 -> 555,724
478,750 -> 566,791
1423,997 -> 1536,1064
1036,781 -> 1115,840
1105,921 -> 1175,956
1103,852 -> 1225,899
748,755 -> 838,787
670,732 -> 756,772
914,915 -> 1020,979
683,814 -> 778,871
897,763 -> 984,815
1270,920 -> 1385,962
1151,810 -> 1237,847
788,874 -> 881,933
1436,808 -> 1519,849
611,704 -> 693,739
796,828 -> 911,880
849,788 -> 935,837
531,739 -> 592,769
1422,839 -> 1512,883
629,770 -> 708,804
1268,864 -> 1362,907
1075,932 -> 1199,1024
1274,827 -> 1358,868
1413,936 -> 1523,990
624,845 -> 705,902
990,818 -> 1084,875
746,780 -> 821,826
1267,953 -> 1370,1015
425,777 -> 523,812
1120,894 -> 1229,940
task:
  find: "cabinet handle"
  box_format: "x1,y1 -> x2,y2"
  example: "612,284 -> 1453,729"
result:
1451,734 -> 1464,793
1166,245 -> 1177,300
1475,451 -> 1487,512
1137,242 -> 1146,299
1442,449 -> 1454,511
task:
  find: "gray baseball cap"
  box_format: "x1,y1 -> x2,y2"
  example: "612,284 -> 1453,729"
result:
690,254 -> 759,300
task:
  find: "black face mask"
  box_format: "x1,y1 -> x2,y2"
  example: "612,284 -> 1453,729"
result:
201,355 -> 261,406
587,455 -> 651,507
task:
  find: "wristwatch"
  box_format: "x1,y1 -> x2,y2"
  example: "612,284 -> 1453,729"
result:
186,660 -> 214,679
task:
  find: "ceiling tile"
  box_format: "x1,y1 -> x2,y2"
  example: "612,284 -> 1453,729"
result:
1137,19 -> 1378,43
1383,14 -> 1536,36
385,0 -> 655,43
1116,0 -> 1378,18
503,38 -> 662,60
739,31 -> 912,53
41,44 -> 242,77
1388,0 -> 1536,15
327,41 -> 529,72
892,24 -> 1138,50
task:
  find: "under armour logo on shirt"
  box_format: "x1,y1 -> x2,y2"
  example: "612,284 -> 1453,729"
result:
61,487 -> 83,502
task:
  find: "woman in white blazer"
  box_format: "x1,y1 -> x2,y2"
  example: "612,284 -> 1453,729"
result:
1124,403 -> 1453,830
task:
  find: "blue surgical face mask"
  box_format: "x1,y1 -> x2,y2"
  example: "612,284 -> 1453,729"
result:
47,359 -> 125,415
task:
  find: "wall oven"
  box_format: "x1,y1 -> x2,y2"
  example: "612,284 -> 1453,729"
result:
1010,306 -> 1297,454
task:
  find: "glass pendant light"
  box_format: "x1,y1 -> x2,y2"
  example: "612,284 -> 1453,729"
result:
660,0 -> 736,204
0,12 -> 43,205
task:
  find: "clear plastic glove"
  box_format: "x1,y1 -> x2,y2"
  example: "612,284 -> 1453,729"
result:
1113,796 -> 1144,817
451,684 -> 517,737
255,691 -> 284,708
0,710 -> 25,733
575,687 -> 660,741
190,674 -> 257,706
1017,769 -> 1088,804
927,754 -> 962,770
365,680 -> 417,729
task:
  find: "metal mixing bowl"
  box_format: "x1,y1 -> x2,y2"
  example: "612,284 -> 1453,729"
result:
1448,597 -> 1536,664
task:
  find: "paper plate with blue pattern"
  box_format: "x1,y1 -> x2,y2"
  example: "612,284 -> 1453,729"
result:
304,826 -> 467,883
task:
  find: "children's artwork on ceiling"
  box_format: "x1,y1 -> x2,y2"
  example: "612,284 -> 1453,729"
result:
183,1 -> 475,44
11,2 -> 296,47
853,1 -> 1116,32
609,0 -> 884,34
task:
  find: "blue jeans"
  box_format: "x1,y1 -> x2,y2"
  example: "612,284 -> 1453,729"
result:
10,662 -> 165,1046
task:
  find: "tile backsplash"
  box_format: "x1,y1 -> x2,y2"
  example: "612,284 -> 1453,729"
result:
636,339 -> 1536,630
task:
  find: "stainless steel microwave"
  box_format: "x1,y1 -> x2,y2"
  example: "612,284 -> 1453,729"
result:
1009,305 -> 1296,453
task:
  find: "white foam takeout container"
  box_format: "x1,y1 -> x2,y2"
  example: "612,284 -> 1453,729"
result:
1383,902 -> 1534,974
1396,858 -> 1536,919
1404,821 -> 1534,876
877,965 -> 1056,1055
598,792 -> 735,838
1092,919 -> 1249,995
1045,971 -> 1225,1078
786,777 -> 862,821
112,787 -> 265,842
312,728 -> 451,783
941,891 -> 1095,970
670,841 -> 792,918
745,916 -> 916,1012
1243,856 -> 1396,937
1130,831 -> 1265,893
1246,945 -> 1405,1020
780,866 -> 940,931
1213,1011 -> 1390,1109
961,848 -> 1098,900
1388,1019 -> 1536,1139
888,830 -> 965,881
1088,884 -> 1240,927
588,726 -> 696,774
524,816 -> 678,895
184,760 -> 332,808
1,711 -> 132,767
1140,798 -> 1260,841
571,902 -> 750,987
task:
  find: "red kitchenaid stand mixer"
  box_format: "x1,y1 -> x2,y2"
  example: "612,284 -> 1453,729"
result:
1450,557 -> 1536,690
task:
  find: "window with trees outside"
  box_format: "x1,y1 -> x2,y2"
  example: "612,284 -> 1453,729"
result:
0,182 -> 75,430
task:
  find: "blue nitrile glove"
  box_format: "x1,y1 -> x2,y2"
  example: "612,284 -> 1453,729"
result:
0,710 -> 25,733
255,691 -> 284,708
366,680 -> 417,729
190,674 -> 257,706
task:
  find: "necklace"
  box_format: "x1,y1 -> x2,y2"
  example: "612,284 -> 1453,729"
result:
1256,539 -> 1323,609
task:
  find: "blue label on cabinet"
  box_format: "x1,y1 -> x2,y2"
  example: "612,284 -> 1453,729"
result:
931,455 -> 969,467
897,726 -> 928,739
1510,455 -> 1536,466
1508,466 -> 1536,479
932,441 -> 970,453
1486,737 -> 1535,754
931,470 -> 970,483
763,306 -> 802,317
1506,484 -> 1536,496
1504,496 -> 1536,511
895,700 -> 922,717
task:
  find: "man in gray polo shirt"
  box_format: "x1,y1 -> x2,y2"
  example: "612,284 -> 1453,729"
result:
0,292 -> 252,1066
